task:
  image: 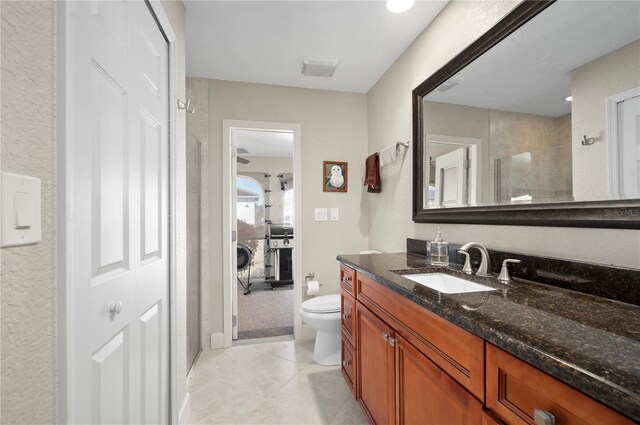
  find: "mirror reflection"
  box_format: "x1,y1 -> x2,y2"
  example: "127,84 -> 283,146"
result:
422,1 -> 640,209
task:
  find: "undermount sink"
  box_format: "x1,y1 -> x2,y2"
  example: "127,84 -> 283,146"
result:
401,273 -> 497,294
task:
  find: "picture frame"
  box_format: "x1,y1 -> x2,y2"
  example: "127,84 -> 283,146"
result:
323,161 -> 348,193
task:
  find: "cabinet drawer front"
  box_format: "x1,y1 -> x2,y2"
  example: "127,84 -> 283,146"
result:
340,264 -> 356,297
341,290 -> 356,345
396,334 -> 483,425
341,335 -> 357,398
486,344 -> 633,425
357,272 -> 485,400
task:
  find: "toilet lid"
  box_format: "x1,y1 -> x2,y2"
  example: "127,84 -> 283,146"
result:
301,294 -> 341,313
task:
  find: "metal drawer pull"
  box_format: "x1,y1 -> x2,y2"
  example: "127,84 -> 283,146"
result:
342,313 -> 351,320
382,332 -> 391,341
534,409 -> 556,425
342,360 -> 351,367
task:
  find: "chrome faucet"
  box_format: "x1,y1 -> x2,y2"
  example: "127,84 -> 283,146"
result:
459,242 -> 492,277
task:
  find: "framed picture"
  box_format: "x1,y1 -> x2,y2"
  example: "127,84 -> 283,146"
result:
323,161 -> 348,193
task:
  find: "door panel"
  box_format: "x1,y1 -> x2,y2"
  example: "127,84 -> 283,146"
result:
396,334 -> 482,425
68,1 -> 169,423
91,329 -> 130,425
356,302 -> 395,425
619,95 -> 640,198
434,147 -> 467,207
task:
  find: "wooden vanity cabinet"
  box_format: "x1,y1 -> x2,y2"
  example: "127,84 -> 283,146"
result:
486,344 -> 634,425
354,287 -> 483,425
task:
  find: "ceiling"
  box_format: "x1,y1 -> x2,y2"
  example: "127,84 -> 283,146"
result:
234,129 -> 294,157
425,1 -> 640,117
184,0 -> 449,93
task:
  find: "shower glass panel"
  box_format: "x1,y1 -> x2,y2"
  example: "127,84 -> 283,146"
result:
186,139 -> 201,372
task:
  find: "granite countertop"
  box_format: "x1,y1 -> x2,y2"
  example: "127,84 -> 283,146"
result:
337,252 -> 640,422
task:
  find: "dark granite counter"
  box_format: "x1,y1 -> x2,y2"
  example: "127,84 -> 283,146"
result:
337,252 -> 640,423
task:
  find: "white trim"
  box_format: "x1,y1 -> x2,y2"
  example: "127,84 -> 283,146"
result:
606,86 -> 640,199
57,1 -> 180,423
222,120 -> 303,347
178,392 -> 191,425
210,332 -> 225,349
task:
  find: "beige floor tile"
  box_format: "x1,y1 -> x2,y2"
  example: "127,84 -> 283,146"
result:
330,399 -> 368,425
189,340 -> 360,425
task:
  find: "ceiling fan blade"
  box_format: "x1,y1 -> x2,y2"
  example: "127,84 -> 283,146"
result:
237,156 -> 250,164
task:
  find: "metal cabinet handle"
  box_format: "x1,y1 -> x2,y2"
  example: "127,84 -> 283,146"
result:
382,332 -> 391,341
342,313 -> 351,320
389,338 -> 398,347
534,408 -> 556,425
342,360 -> 351,367
110,301 -> 123,315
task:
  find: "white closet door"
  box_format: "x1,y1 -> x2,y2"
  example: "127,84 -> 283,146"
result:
434,147 -> 467,207
619,95 -> 640,198
67,1 -> 169,423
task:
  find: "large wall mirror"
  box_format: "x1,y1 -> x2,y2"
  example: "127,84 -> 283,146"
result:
412,0 -> 640,228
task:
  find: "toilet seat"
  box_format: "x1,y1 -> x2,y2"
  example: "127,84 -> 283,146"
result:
301,294 -> 340,314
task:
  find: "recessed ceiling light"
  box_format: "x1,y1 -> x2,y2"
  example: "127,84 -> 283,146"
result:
386,0 -> 415,13
564,96 -> 572,102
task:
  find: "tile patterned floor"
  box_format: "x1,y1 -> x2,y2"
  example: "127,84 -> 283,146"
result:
188,339 -> 368,424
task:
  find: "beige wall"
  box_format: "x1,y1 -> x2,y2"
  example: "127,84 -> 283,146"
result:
0,1 -> 189,422
196,78 -> 369,340
571,40 -> 640,201
367,0 -> 640,269
1,2 -> 57,423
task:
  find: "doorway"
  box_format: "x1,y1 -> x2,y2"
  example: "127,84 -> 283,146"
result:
607,87 -> 640,199
223,121 -> 303,346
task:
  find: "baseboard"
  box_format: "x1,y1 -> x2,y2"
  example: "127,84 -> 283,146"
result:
301,324 -> 317,340
179,392 -> 190,425
210,332 -> 224,349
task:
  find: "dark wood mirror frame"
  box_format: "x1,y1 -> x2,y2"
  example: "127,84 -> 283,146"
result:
412,0 -> 640,229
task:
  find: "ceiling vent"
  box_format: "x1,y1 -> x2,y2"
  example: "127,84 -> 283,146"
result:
436,77 -> 463,92
301,57 -> 338,78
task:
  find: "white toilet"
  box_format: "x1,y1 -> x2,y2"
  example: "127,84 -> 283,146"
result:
300,294 -> 341,365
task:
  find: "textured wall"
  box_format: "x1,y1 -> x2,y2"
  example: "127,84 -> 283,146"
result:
159,0 -> 189,417
367,0 -> 640,268
1,1 -> 57,424
203,79 -> 369,340
571,40 -> 640,201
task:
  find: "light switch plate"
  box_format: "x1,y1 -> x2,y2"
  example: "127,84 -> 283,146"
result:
314,208 -> 328,221
330,208 -> 339,221
2,172 -> 41,247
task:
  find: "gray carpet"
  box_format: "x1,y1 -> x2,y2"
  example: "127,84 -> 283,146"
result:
237,282 -> 294,340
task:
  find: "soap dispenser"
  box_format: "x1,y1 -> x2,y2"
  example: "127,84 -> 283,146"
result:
428,227 -> 449,267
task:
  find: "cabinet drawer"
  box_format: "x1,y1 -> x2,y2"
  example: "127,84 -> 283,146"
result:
341,290 -> 356,345
341,335 -> 357,398
357,272 -> 485,400
340,264 -> 356,297
486,344 -> 633,425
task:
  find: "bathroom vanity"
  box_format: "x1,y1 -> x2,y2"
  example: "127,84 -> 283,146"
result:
338,253 -> 639,425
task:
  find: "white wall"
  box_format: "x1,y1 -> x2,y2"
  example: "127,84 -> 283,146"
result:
0,1 -> 190,422
193,78 -> 369,342
571,40 -> 640,201
1,2 -> 57,423
367,0 -> 640,269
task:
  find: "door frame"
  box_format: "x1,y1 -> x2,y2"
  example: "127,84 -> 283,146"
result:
222,120 -> 303,347
56,2 -> 180,423
606,86 -> 640,199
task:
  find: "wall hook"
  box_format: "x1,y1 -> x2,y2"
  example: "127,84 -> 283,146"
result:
177,98 -> 195,113
581,135 -> 595,146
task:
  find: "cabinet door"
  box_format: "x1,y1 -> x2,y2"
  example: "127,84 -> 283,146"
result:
396,334 -> 483,425
356,301 -> 395,425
